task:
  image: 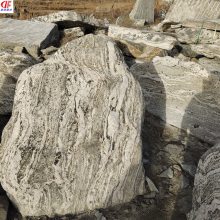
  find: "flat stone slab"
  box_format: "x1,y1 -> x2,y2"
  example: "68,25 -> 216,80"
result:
165,0 -> 220,23
0,18 -> 59,57
130,56 -> 220,144
182,19 -> 220,31
108,25 -> 177,50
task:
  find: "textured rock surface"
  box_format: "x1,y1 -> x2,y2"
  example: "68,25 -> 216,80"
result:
175,27 -> 220,44
31,11 -> 108,29
0,18 -> 59,58
129,0 -> 155,23
130,56 -> 220,144
188,143 -> 220,220
0,34 -> 145,217
0,49 -> 36,115
165,0 -> 220,23
182,19 -> 220,31
190,43 -> 220,59
108,25 -> 177,50
61,27 -> 85,45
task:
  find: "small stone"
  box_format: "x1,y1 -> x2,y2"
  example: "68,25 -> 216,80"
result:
159,167 -> 174,179
146,177 -> 159,193
180,163 -> 197,176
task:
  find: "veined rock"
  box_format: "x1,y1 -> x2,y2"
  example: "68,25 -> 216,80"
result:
188,142 -> 220,220
165,0 -> 220,23
0,35 -> 145,217
129,0 -> 155,23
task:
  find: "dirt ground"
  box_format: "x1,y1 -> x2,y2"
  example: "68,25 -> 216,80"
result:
1,0 -> 134,21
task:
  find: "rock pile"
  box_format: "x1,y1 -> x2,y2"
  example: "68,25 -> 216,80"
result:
0,1 -> 219,219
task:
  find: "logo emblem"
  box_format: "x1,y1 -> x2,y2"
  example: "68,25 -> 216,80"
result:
0,0 -> 14,13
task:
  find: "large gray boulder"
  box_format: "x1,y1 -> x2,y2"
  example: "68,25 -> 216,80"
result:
0,49 -> 36,115
165,0 -> 220,23
188,142 -> 220,220
0,34 -> 145,217
0,18 -> 59,58
130,56 -> 220,144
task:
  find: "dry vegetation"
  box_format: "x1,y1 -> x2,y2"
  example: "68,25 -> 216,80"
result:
1,0 -> 168,22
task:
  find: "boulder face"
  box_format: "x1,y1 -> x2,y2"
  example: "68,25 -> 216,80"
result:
188,142 -> 220,220
0,35 -> 145,217
165,0 -> 220,23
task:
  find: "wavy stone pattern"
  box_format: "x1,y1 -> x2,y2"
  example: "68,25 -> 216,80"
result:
165,0 -> 220,23
188,142 -> 220,220
0,35 -> 145,217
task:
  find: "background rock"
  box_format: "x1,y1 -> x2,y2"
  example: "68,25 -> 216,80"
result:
165,0 -> 220,23
0,18 -> 60,58
0,34 -> 145,217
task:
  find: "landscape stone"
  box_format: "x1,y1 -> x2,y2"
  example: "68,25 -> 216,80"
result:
61,27 -> 85,45
129,0 -> 155,23
0,34 -> 145,217
188,142 -> 220,220
0,18 -> 60,58
165,0 -> 220,23
108,25 -> 177,50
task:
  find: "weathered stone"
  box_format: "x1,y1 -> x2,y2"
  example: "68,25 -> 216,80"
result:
61,27 -> 85,45
108,25 -> 177,50
130,56 -> 220,144
0,196 -> 9,220
198,57 -> 220,73
0,34 -> 145,217
165,0 -> 220,23
190,44 -> 220,59
0,18 -> 59,58
31,11 -> 108,29
129,0 -> 155,23
0,49 -> 37,115
188,143 -> 220,220
146,177 -> 159,193
175,27 -> 220,44
159,167 -> 174,179
182,19 -> 220,31
41,46 -> 58,60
